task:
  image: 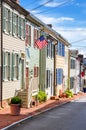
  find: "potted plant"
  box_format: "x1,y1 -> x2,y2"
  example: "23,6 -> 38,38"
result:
10,96 -> 22,116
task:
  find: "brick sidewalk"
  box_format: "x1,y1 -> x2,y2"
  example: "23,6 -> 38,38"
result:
0,92 -> 86,129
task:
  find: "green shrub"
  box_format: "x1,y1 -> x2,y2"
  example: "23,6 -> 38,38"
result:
10,96 -> 21,104
36,91 -> 47,102
65,90 -> 73,98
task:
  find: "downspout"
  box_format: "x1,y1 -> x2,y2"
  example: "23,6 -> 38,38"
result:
54,44 -> 56,96
1,0 -> 3,108
68,49 -> 70,90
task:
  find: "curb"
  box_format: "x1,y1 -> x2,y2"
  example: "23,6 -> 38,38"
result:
1,97 -> 81,130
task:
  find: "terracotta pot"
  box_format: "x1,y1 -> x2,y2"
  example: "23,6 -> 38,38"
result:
10,104 -> 21,116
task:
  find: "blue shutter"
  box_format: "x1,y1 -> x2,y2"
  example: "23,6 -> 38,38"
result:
59,69 -> 61,85
62,44 -> 65,56
49,70 -> 50,87
56,69 -> 58,85
46,70 -> 48,88
60,69 -> 63,84
58,69 -> 60,84
58,42 -> 60,55
56,69 -> 60,85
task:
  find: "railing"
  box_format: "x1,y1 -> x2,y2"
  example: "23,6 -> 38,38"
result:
28,77 -> 39,107
28,77 -> 34,107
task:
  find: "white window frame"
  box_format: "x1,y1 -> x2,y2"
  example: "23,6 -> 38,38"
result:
13,53 -> 19,80
3,51 -> 11,81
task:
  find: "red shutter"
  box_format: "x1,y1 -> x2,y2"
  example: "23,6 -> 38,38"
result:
34,29 -> 37,47
81,71 -> 84,77
26,24 -> 28,46
28,25 -> 31,46
34,66 -> 39,77
34,66 -> 36,77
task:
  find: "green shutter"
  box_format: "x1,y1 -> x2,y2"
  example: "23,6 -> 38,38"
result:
9,11 -> 12,34
3,6 -> 6,31
8,53 -> 10,80
11,52 -> 14,80
23,19 -> 26,39
18,54 -> 19,80
12,12 -> 15,35
3,51 -> 5,80
18,16 -> 21,38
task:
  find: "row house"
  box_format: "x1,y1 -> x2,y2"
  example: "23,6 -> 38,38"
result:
39,25 -> 70,98
69,50 -> 80,94
55,35 -> 70,96
0,0 -> 71,108
1,0 -> 29,107
0,0 -> 45,108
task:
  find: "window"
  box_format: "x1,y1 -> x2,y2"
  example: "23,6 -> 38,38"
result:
70,77 -> 74,89
26,24 -> 31,46
62,44 -> 65,56
56,41 -> 65,57
46,70 -> 50,88
55,44 -> 58,55
34,29 -> 39,47
34,66 -> 39,77
56,68 -> 63,85
47,43 -> 50,57
51,43 -> 54,58
12,13 -> 18,36
3,51 -> 11,81
21,18 -> 25,39
3,6 -> 11,34
3,6 -> 26,40
47,42 -> 54,58
12,53 -> 19,80
70,59 -> 75,69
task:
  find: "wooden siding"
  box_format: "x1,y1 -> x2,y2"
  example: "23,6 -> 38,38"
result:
56,56 -> 65,68
39,48 -> 46,91
0,4 -> 1,101
3,81 -> 20,100
3,34 -> 25,52
55,46 -> 69,96
3,34 -> 25,100
64,46 -> 69,90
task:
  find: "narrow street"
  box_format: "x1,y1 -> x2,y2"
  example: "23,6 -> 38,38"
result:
7,97 -> 86,130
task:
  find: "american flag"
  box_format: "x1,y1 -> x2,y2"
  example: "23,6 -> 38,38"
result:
35,35 -> 48,49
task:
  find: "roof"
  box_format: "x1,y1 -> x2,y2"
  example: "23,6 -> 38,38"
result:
3,0 -> 71,46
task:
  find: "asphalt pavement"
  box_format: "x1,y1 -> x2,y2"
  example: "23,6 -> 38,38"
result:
5,96 -> 86,130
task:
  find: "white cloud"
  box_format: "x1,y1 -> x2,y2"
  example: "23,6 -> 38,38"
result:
45,1 -> 67,7
32,10 -> 86,54
35,14 -> 74,24
40,0 -> 74,8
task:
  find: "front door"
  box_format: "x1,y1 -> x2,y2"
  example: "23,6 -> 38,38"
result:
51,72 -> 54,96
20,59 -> 24,89
26,68 -> 29,90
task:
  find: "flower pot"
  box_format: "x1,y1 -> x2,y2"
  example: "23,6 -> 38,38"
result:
10,104 -> 21,116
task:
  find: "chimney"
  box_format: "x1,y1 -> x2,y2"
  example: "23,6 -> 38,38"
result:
47,24 -> 52,28
14,0 -> 20,4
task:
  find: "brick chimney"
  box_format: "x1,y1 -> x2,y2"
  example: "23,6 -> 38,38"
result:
14,0 -> 20,4
47,24 -> 52,28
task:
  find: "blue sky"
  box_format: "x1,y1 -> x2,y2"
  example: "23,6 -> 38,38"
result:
20,0 -> 86,56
